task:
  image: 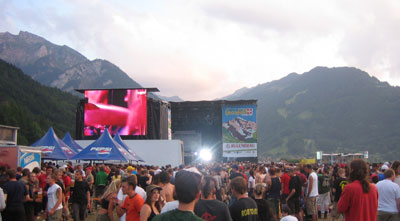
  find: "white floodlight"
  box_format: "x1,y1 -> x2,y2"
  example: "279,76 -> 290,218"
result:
199,148 -> 212,161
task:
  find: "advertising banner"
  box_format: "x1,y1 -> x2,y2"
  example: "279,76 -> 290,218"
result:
222,105 -> 257,157
19,150 -> 41,171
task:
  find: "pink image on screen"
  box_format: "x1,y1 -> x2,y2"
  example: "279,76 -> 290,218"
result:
84,89 -> 147,136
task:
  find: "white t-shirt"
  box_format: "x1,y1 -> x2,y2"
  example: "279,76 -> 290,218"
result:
135,186 -> 147,200
0,187 -> 5,211
117,186 -> 147,221
376,179 -> 400,213
307,172 -> 319,197
248,176 -> 256,189
281,215 -> 298,221
47,183 -> 63,211
213,175 -> 222,190
394,176 -> 400,187
117,189 -> 128,221
160,200 -> 179,213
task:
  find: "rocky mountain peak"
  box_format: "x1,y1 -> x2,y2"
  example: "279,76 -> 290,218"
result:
17,31 -> 47,44
0,31 -> 142,93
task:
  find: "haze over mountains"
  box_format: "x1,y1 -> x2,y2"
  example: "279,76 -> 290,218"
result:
1,31 -> 400,160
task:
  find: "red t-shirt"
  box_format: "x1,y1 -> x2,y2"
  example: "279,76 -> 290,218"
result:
241,173 -> 248,182
63,175 -> 72,197
122,193 -> 144,221
105,167 -> 110,174
63,175 -> 71,187
38,173 -> 47,190
296,172 -> 307,186
281,173 -> 291,195
337,180 -> 378,221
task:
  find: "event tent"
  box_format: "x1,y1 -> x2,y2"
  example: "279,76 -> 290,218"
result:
71,129 -> 137,161
31,127 -> 77,160
114,133 -> 144,162
62,132 -> 83,153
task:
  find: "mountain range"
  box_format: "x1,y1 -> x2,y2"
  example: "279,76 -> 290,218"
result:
223,67 -> 400,161
0,59 -> 79,145
1,31 -> 400,161
0,31 -> 141,93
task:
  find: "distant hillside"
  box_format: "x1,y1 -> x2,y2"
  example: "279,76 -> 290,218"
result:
157,95 -> 184,102
224,67 -> 400,161
0,59 -> 78,145
0,31 -> 142,92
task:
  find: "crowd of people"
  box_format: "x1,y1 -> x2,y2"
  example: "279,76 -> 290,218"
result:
0,158 -> 400,221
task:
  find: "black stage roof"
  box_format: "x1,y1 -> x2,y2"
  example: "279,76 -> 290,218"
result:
170,99 -> 257,105
75,87 -> 160,93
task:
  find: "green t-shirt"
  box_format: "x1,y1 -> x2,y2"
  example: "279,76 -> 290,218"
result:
153,209 -> 203,221
95,171 -> 108,186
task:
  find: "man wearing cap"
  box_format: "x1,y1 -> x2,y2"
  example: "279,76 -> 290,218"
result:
153,167 -> 203,221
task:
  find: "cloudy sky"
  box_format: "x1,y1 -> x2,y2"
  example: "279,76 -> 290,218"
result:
1,0 -> 400,100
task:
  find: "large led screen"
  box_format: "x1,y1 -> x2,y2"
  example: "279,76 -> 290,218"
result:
84,89 -> 147,137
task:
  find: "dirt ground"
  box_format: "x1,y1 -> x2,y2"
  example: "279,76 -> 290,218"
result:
36,209 -> 119,221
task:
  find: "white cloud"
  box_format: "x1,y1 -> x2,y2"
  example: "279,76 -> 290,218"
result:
1,0 -> 400,100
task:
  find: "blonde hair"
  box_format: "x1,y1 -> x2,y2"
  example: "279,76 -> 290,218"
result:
254,183 -> 264,196
102,179 -> 121,199
337,168 -> 345,176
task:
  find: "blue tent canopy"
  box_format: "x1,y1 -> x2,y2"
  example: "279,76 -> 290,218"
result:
62,132 -> 83,153
114,133 -> 144,162
31,127 -> 77,160
72,129 -> 137,161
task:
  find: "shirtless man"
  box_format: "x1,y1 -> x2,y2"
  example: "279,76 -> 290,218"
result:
159,171 -> 175,202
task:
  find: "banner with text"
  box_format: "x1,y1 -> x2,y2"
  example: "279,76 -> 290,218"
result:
19,150 -> 41,171
222,105 -> 257,157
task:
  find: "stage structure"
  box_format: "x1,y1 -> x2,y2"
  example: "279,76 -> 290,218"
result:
171,100 -> 257,163
75,88 -> 169,140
